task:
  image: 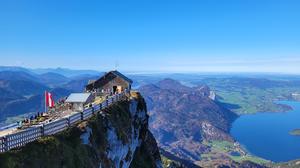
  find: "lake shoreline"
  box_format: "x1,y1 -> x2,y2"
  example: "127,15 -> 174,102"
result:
289,129 -> 300,136
230,100 -> 300,163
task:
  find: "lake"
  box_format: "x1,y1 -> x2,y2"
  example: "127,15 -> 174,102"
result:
231,101 -> 300,162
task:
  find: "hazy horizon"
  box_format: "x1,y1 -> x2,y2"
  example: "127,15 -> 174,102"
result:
2,65 -> 300,76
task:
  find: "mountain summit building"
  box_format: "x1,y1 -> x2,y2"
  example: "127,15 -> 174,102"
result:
85,70 -> 132,95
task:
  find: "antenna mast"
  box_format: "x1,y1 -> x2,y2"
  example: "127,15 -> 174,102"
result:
114,60 -> 119,70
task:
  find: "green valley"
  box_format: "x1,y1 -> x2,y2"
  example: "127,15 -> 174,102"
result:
199,140 -> 269,167
199,78 -> 300,114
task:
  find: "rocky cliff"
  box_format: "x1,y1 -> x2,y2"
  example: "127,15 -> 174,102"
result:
0,92 -> 162,168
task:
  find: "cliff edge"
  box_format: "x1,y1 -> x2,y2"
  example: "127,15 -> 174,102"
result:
0,92 -> 162,168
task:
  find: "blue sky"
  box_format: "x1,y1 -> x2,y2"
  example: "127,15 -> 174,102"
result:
0,0 -> 300,73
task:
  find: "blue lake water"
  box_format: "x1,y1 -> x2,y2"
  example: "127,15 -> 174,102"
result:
231,101 -> 300,162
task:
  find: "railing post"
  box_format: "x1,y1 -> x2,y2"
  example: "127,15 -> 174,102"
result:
4,137 -> 7,152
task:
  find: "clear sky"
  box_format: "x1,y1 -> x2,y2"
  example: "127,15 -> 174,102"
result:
0,0 -> 300,73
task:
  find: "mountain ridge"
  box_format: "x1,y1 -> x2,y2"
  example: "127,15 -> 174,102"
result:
139,78 -> 238,165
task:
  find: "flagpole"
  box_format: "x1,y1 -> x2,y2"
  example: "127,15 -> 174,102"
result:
44,91 -> 47,113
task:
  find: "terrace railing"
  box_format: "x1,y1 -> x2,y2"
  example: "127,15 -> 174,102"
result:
0,90 -> 130,153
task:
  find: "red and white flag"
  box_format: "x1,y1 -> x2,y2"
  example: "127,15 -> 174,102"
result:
45,91 -> 55,108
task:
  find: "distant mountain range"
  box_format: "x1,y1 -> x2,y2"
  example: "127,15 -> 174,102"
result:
0,66 -> 101,77
0,67 -> 102,124
30,67 -> 101,77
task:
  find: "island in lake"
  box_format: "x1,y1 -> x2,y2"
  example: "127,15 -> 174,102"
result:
289,129 -> 300,136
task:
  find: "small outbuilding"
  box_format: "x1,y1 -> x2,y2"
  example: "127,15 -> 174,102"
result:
85,70 -> 132,94
65,93 -> 94,111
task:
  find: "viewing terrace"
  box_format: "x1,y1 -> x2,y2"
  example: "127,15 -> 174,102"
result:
0,70 -> 133,153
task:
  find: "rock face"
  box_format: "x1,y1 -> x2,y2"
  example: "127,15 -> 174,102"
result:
139,79 -> 238,162
0,94 -> 162,168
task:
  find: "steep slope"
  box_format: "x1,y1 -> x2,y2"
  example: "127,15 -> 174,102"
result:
139,79 -> 237,162
137,79 -> 273,167
0,93 -> 162,168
